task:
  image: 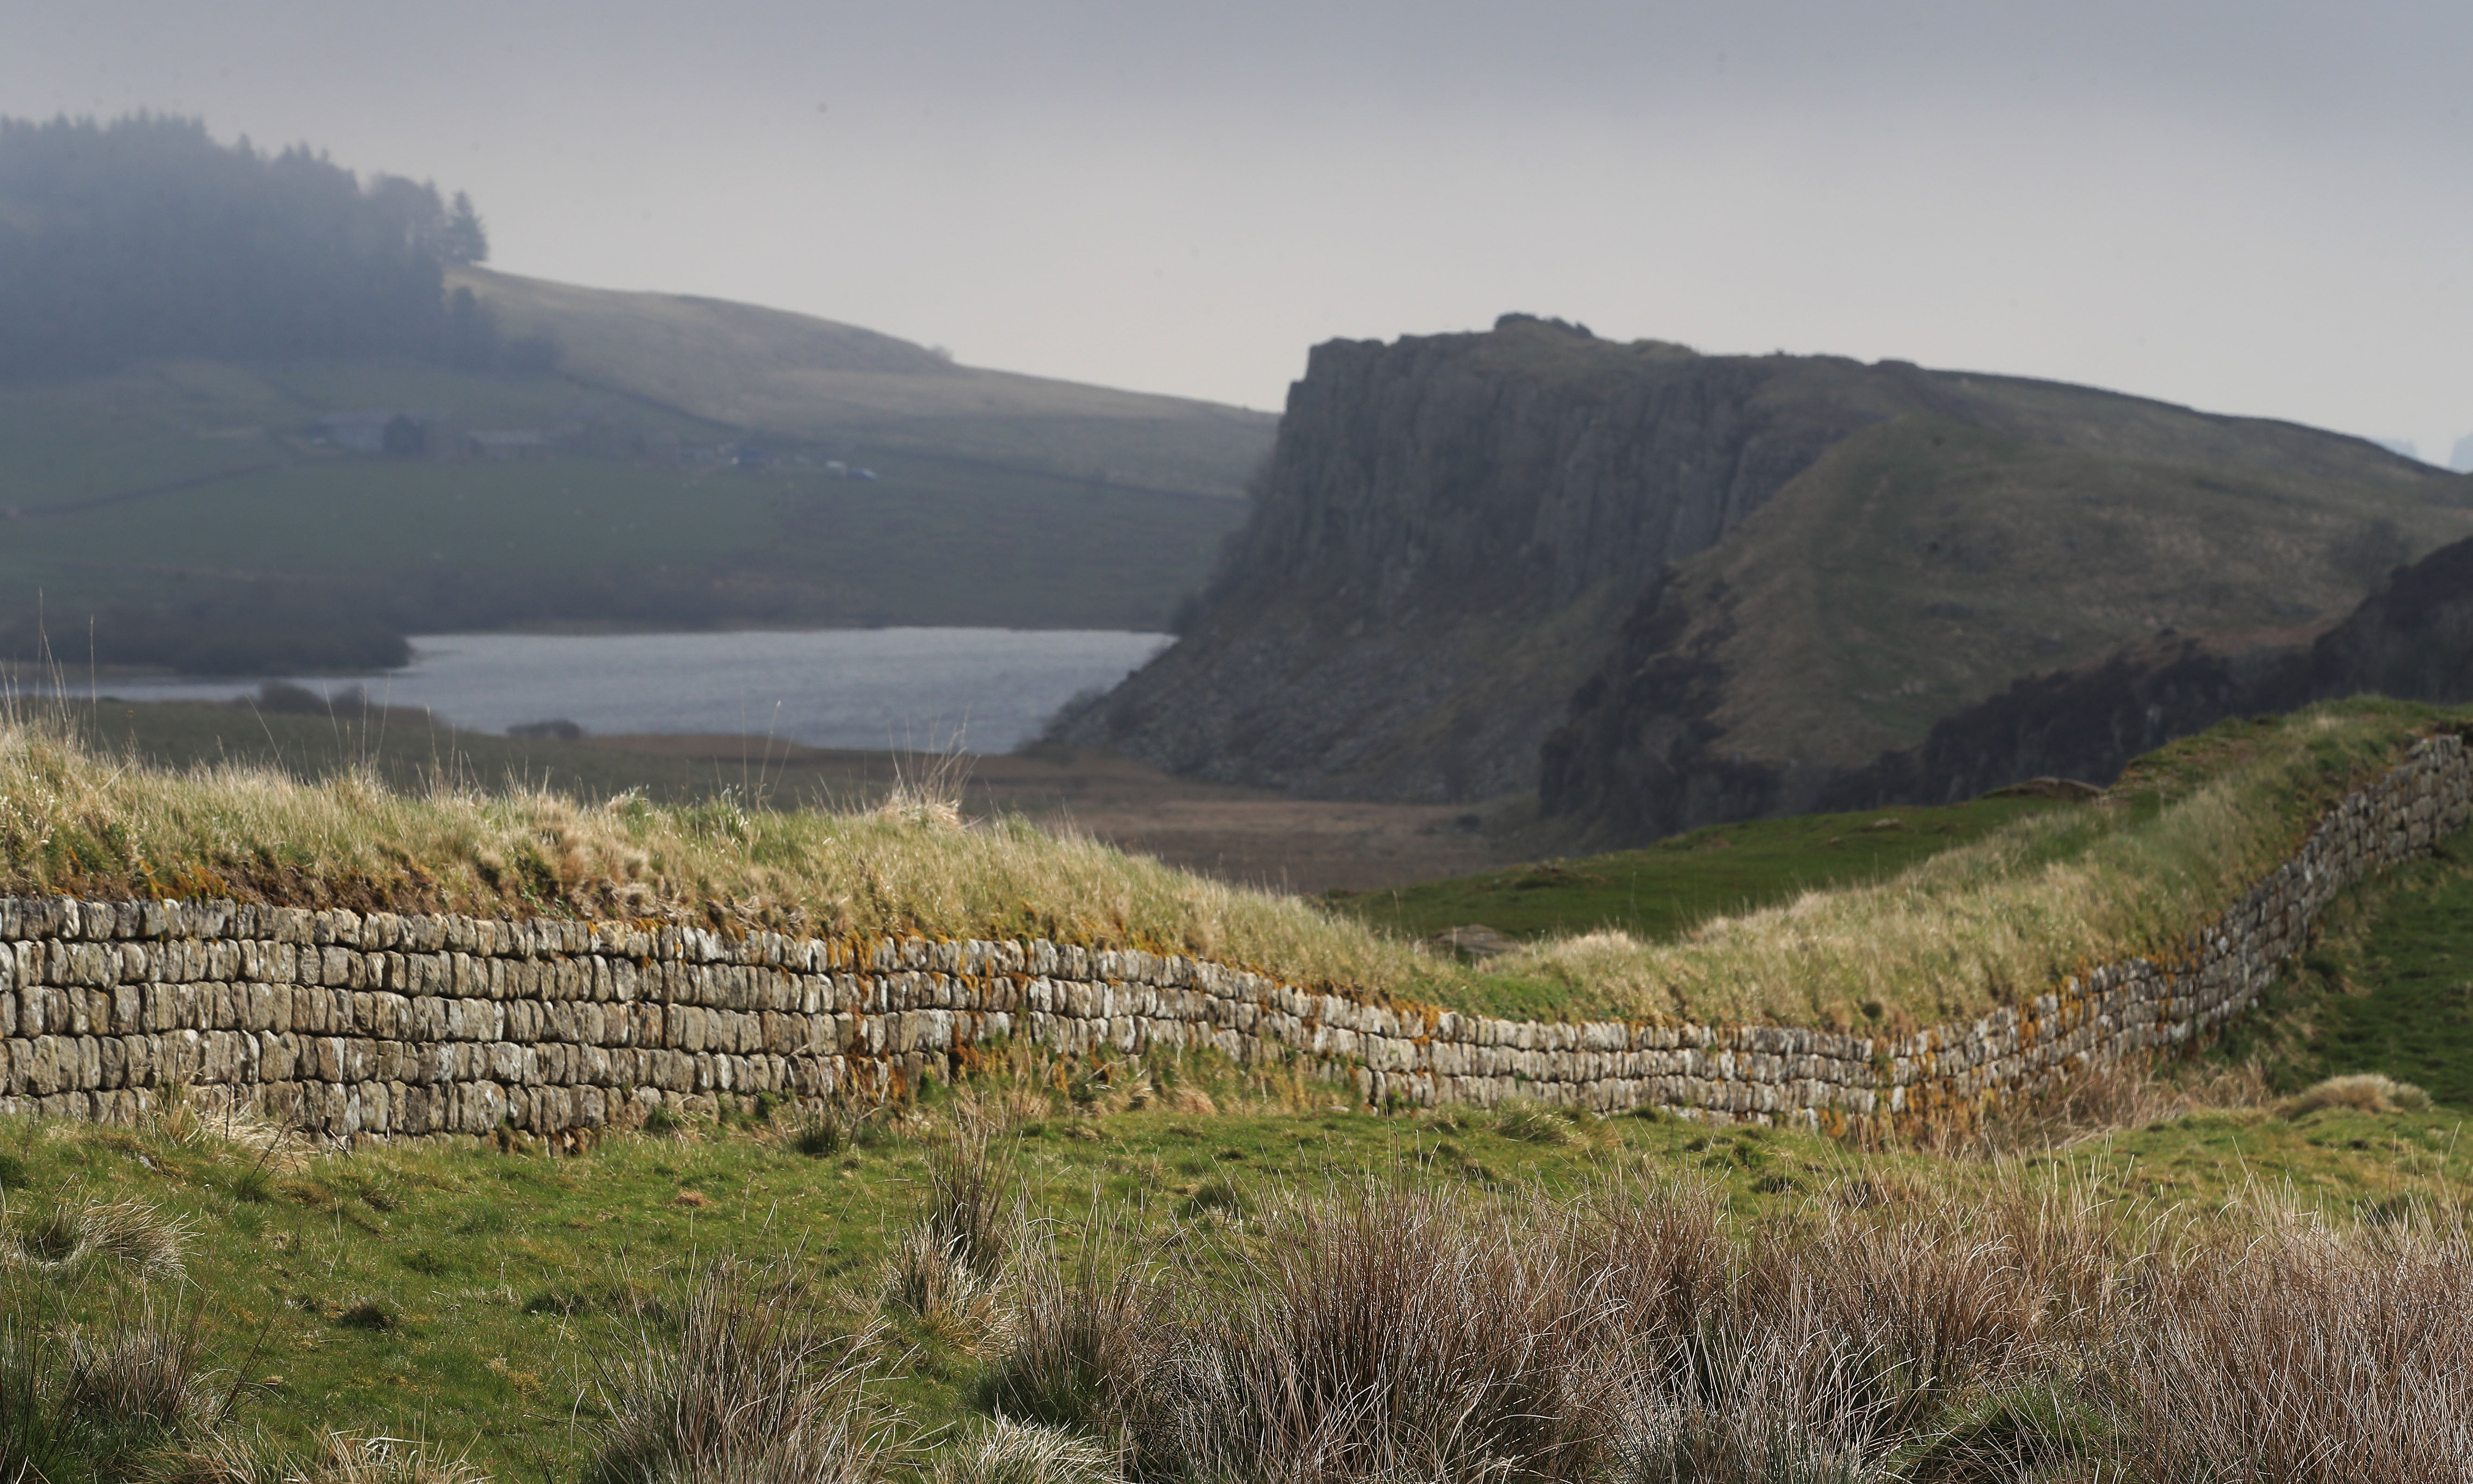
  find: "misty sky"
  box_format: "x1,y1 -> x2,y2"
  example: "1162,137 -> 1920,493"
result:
7,1 -> 2468,460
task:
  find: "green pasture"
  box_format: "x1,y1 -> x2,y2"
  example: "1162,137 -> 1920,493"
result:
1330,794 -> 2074,946
0,358 -> 1244,640
0,1060 -> 2464,1480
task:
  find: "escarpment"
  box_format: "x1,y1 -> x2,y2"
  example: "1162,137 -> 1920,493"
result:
1060,314 -> 2467,816
1049,316 -> 1908,800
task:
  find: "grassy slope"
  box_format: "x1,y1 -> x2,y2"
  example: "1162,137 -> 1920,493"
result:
1674,409 -> 2473,770
0,1079 -> 2463,1479
0,699 -> 2458,1033
2218,827 -> 2473,1110
0,358 -> 1246,636
1327,794 -> 2071,946
451,267 -> 1277,500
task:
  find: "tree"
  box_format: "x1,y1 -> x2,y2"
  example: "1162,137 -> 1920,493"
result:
0,113 -> 496,377
441,190 -> 488,264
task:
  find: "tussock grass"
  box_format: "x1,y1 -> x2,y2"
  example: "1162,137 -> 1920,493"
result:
927,1415 -> 1124,1484
584,1257 -> 896,1484
993,1172 -> 2473,1483
180,1428 -> 492,1484
2280,1071 -> 2435,1118
0,701 -> 2456,1027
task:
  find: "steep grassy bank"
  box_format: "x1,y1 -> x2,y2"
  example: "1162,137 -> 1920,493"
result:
0,700 -> 2460,1028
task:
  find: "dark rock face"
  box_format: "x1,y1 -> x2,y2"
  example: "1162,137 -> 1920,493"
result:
2280,538 -> 2473,706
1547,530 -> 2473,842
1536,579 -> 1792,842
1814,635 -> 2301,814
1049,318 -> 1889,800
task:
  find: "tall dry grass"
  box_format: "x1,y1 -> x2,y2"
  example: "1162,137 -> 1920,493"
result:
0,701 -> 2453,1026
0,714 -> 1435,988
983,1171 -> 2473,1484
583,1257 -> 897,1484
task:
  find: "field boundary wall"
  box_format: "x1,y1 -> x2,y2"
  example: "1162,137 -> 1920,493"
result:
0,736 -> 2465,1138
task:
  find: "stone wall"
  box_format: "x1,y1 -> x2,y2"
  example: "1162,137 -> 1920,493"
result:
0,737 -> 2464,1140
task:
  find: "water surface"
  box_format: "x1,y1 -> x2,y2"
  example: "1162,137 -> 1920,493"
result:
70,628 -> 1170,752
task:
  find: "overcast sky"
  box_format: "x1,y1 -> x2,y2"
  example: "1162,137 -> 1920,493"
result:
7,1 -> 2468,461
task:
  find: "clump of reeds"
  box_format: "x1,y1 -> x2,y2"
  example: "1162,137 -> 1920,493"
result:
0,1295 -> 232,1483
2109,1210 -> 2473,1481
982,1167 -> 2473,1484
582,1257 -> 897,1484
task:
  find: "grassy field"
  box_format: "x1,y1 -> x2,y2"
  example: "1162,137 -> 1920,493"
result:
0,343 -> 1255,675
0,1052 -> 2466,1483
451,266 -> 1276,501
1326,793 -> 2073,946
2217,829 -> 2473,1110
0,357 -> 1247,652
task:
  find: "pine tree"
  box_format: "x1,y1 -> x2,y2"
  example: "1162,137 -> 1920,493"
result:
442,190 -> 489,264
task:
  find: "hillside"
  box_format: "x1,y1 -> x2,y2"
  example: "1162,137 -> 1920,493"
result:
1778,531 -> 2473,825
1059,315 -> 2467,806
452,267 -> 1274,499
1546,426 -> 2473,842
0,116 -> 1273,671
0,354 -> 1251,671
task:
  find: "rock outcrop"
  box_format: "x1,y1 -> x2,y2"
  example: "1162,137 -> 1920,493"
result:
1048,317 -> 1904,800
1062,315 -> 2465,809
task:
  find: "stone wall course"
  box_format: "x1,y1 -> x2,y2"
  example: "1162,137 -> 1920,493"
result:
0,737 -> 2463,1138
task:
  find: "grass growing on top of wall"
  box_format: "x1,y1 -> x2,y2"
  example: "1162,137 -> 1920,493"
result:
0,699 -> 2459,1028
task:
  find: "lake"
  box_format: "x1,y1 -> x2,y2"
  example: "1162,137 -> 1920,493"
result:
63,628 -> 1172,752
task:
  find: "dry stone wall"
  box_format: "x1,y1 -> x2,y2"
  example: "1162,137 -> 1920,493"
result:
0,737 -> 2465,1140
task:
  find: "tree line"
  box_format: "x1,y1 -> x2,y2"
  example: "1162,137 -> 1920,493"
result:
0,112 -> 552,378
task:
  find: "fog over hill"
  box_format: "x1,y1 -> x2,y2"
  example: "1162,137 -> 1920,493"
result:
0,114 -> 1272,672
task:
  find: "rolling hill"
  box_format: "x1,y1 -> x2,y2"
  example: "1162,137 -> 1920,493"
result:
0,307 -> 1271,675
450,267 -> 1273,499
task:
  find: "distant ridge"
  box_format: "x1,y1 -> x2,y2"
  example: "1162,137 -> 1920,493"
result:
452,267 -> 1274,499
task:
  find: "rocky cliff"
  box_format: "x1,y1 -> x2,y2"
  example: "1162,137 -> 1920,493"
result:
1049,317 -> 1914,799
1060,314 -> 2468,813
